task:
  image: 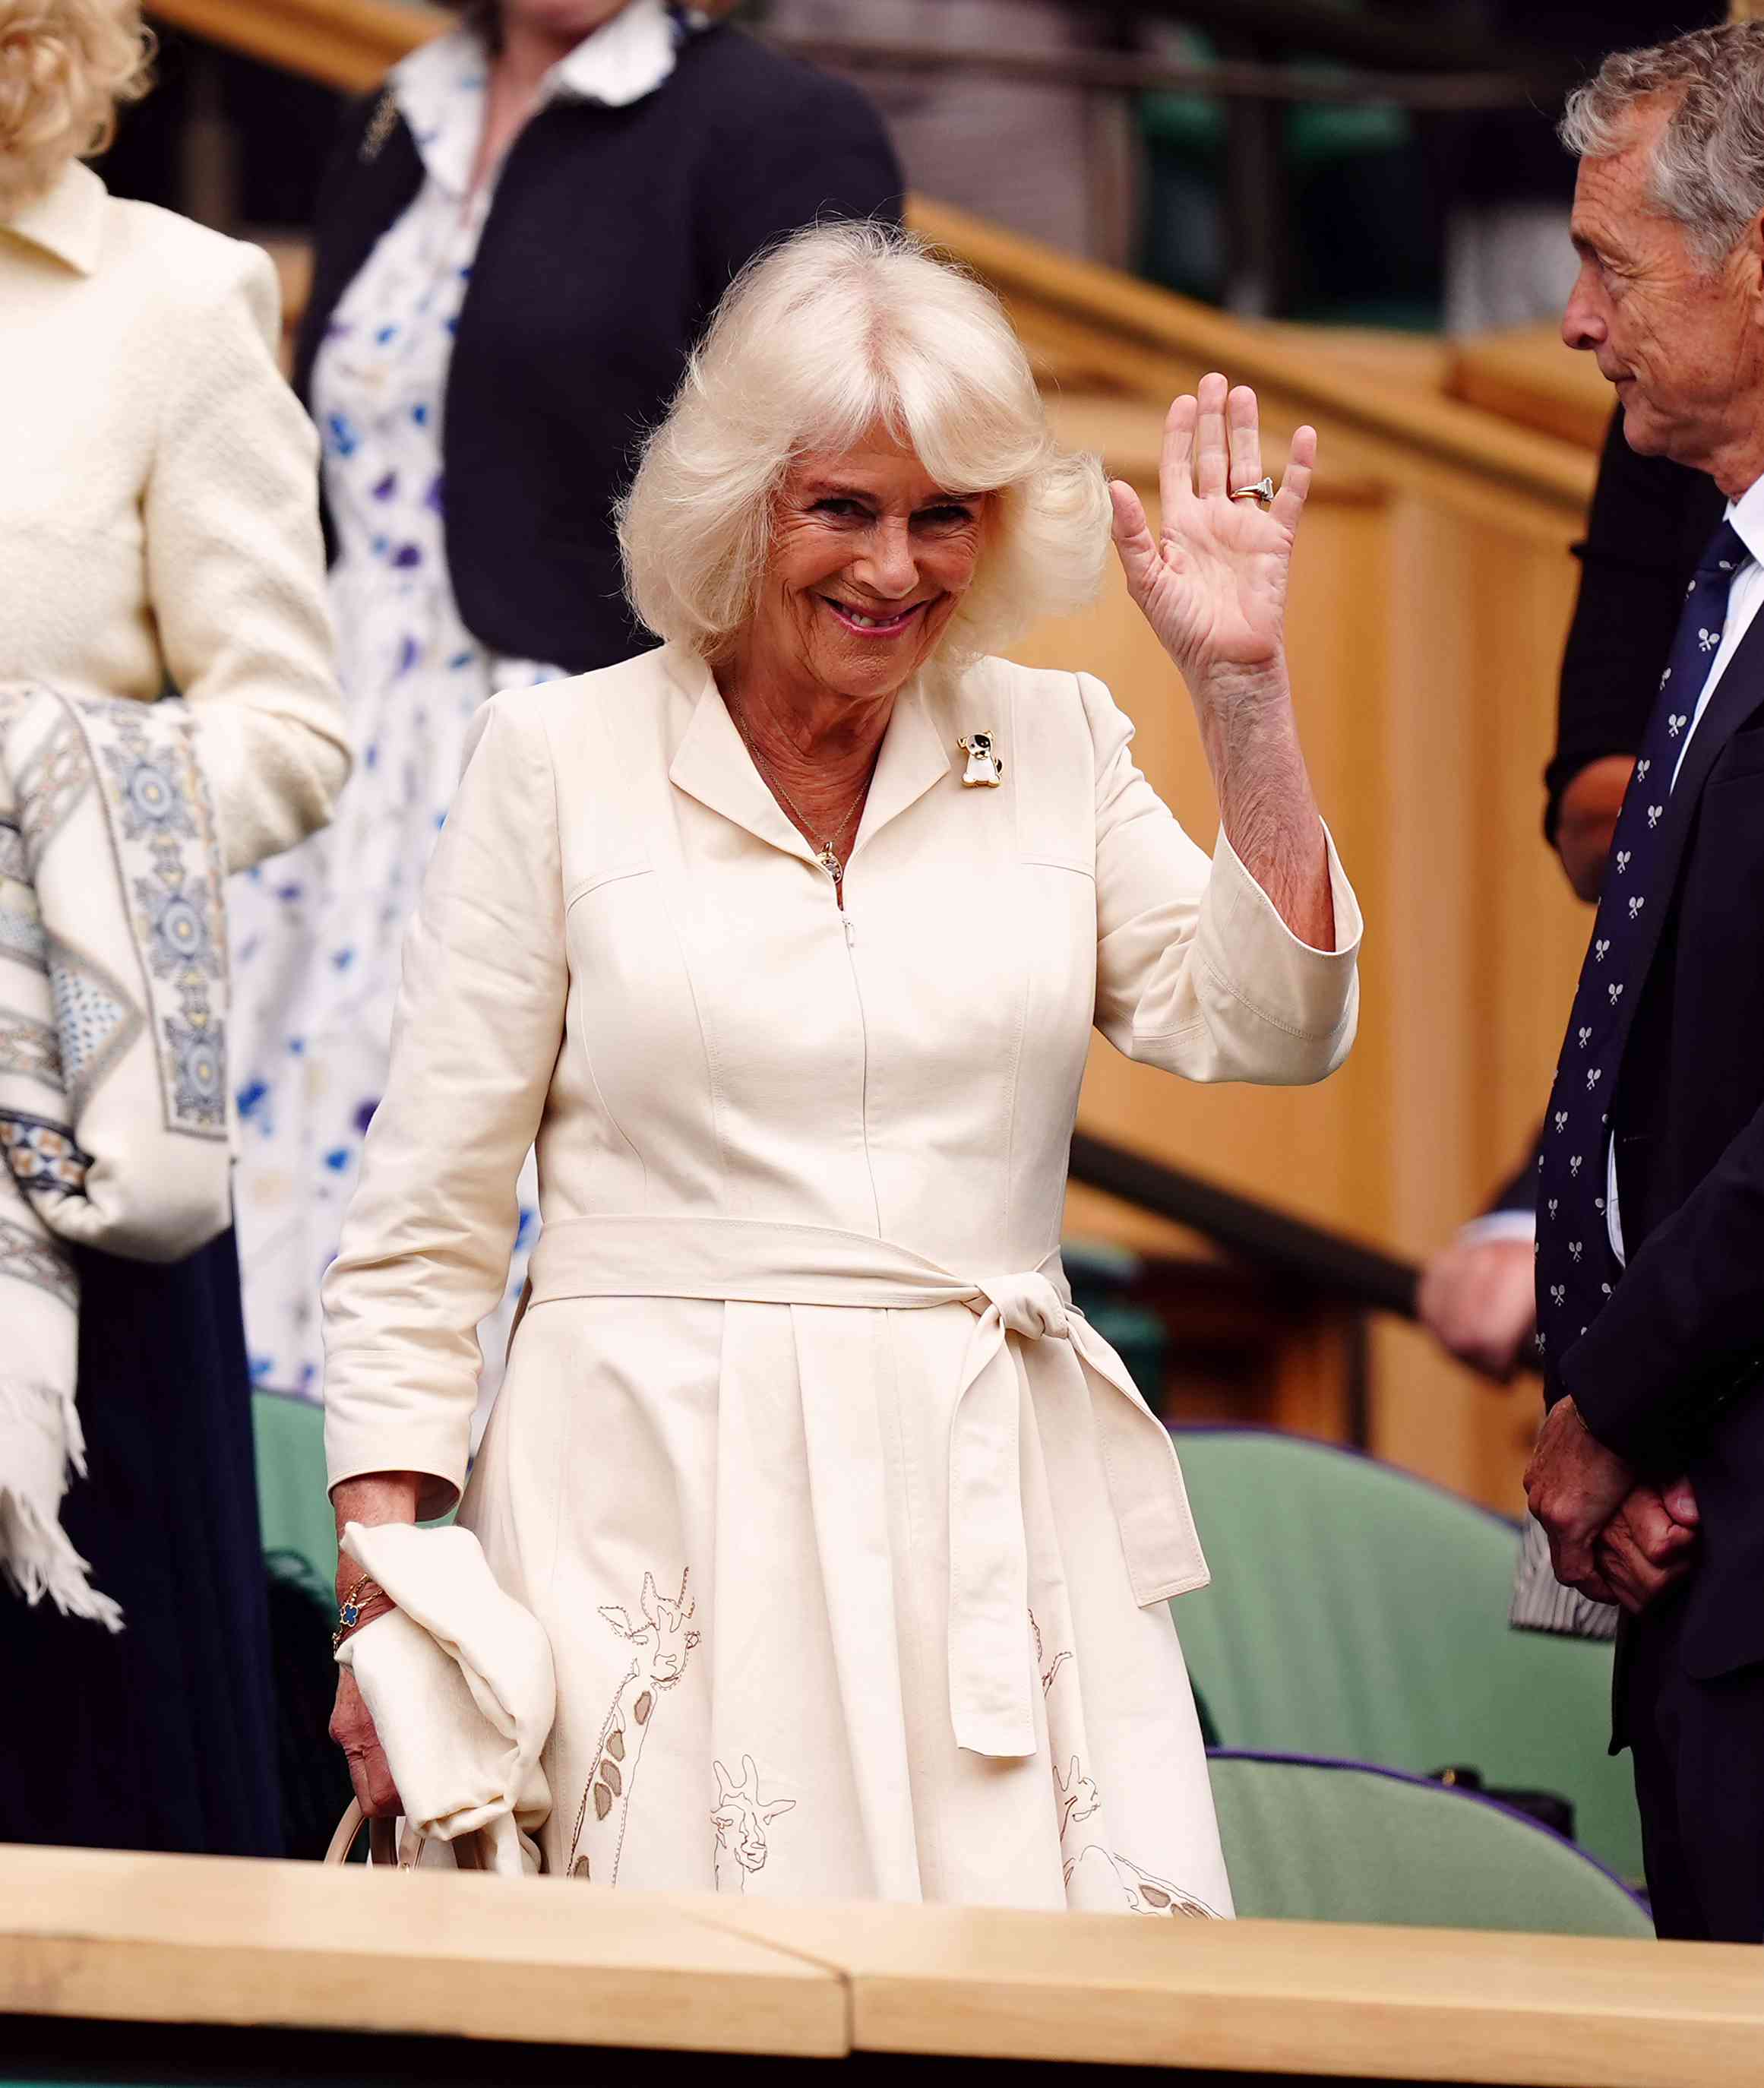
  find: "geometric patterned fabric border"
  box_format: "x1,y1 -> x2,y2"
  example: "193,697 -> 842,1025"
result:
0,1111 -> 90,1198
46,936 -> 141,1124
75,694 -> 229,1139
0,1211 -> 76,1308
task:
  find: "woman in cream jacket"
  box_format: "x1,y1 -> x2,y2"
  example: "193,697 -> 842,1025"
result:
0,0 -> 349,1854
325,224 -> 1360,1906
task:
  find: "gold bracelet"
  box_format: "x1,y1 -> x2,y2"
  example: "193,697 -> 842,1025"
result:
332,1573 -> 383,1652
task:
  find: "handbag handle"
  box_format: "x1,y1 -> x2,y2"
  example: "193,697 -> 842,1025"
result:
324,1799 -> 402,1868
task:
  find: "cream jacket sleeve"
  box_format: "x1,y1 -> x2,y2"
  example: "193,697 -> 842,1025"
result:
144,242 -> 350,872
323,696 -> 566,1514
1083,672 -> 1361,1083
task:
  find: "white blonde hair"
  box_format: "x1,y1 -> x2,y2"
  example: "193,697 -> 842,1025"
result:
1560,24 -> 1764,270
0,0 -> 153,216
618,221 -> 1111,668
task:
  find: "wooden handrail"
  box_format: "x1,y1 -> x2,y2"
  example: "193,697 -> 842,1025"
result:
909,195 -> 1596,514
762,32 -> 1563,112
147,0 -> 443,94
1070,1132 -> 1420,1321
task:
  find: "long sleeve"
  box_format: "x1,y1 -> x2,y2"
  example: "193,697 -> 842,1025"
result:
144,241 -> 351,873
322,696 -> 567,1514
1084,673 -> 1362,1085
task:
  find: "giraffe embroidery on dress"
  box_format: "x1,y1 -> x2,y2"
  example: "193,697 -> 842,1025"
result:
1054,1754 -> 1219,1919
710,1754 -> 796,1893
566,1567 -> 700,1884
1031,1609 -> 1071,1695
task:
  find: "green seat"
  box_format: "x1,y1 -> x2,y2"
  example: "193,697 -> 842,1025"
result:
252,1388 -> 336,1590
1210,1751 -> 1653,1937
1065,1237 -> 1169,1409
1170,1429 -> 1642,1882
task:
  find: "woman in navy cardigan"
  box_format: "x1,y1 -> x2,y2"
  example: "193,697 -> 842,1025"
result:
230,1 -> 900,1421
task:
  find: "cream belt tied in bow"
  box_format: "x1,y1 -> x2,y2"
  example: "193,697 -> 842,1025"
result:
525,1214 -> 1209,1760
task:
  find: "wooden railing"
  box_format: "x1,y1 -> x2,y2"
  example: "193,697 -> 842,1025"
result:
7,1846 -> 1764,2083
911,198 -> 1595,514
148,0 -> 446,92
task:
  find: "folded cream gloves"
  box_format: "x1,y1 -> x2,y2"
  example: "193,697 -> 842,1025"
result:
336,1521 -> 555,1874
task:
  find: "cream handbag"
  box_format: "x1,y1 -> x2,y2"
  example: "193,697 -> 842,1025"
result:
324,1799 -> 400,1867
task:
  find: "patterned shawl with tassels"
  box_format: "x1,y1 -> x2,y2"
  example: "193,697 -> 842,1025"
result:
0,684 -> 232,1628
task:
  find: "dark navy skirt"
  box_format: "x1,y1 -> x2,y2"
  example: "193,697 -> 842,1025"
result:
0,1228 -> 281,1855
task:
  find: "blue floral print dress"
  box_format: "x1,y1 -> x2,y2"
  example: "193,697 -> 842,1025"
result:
229,4 -> 695,1416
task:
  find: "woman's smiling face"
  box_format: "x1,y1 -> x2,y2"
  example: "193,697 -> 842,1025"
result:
741,426 -> 991,711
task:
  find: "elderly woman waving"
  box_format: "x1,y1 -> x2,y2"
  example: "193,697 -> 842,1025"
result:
323,224 -> 1361,1907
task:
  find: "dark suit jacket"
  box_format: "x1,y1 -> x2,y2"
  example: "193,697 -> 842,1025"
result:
1555,559 -> 1764,1681
292,23 -> 903,672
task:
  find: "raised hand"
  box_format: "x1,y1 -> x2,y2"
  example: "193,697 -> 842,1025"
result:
1109,373 -> 1314,691
1108,373 -> 1332,948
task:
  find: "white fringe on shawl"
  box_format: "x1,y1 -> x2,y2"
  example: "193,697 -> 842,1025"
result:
0,684 -> 232,1629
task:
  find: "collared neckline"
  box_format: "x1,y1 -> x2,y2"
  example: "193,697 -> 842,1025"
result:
549,0 -> 684,109
664,647 -> 957,869
3,159 -> 106,276
391,1 -> 685,201
1724,471 -> 1764,574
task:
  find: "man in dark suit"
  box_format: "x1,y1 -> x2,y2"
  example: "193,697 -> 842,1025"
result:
1525,20 -> 1764,1942
1417,422 -> 1724,1387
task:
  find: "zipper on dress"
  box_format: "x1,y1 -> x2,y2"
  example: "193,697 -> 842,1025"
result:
836,882 -> 881,1232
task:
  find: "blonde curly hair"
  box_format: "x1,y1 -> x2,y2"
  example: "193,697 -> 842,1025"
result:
0,0 -> 153,217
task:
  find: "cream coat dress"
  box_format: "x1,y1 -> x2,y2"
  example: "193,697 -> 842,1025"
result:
323,643 -> 1363,1909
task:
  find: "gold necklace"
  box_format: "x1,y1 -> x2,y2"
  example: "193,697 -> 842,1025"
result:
732,710 -> 873,882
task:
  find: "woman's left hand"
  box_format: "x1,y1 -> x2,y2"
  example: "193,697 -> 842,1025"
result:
1111,372 -> 1335,950
1109,373 -> 1314,692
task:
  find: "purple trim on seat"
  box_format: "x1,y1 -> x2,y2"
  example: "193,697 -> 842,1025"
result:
1205,1748 -> 1650,1914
